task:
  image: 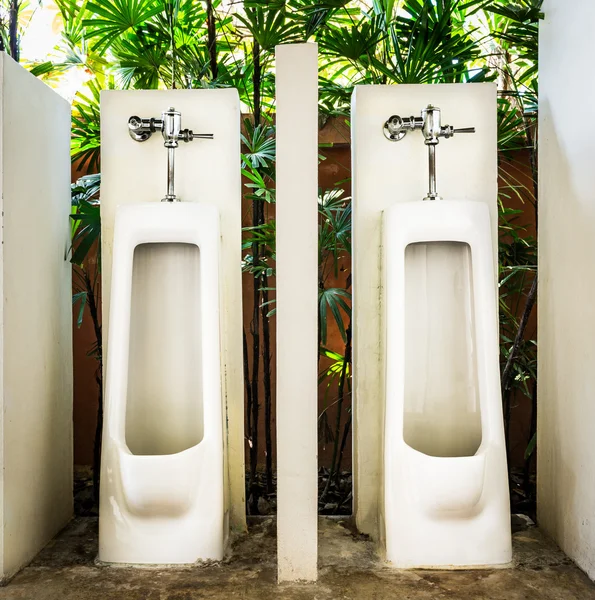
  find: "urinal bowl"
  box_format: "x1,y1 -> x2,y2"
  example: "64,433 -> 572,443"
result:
99,202 -> 225,565
119,446 -> 204,517
383,200 -> 511,569
403,446 -> 486,514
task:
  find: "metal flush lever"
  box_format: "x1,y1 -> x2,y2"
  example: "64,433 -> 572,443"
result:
383,105 -> 475,201
128,107 -> 214,202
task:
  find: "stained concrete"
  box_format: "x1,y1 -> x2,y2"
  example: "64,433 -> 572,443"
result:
1,517 -> 594,599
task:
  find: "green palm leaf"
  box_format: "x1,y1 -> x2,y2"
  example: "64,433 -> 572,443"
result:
319,287 -> 351,344
83,0 -> 164,52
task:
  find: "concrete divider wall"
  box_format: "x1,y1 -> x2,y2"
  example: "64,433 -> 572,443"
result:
0,54 -> 73,580
538,0 -> 595,581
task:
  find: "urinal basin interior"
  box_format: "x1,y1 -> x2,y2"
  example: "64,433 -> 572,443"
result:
125,241 -> 204,456
404,444 -> 486,513
120,448 -> 201,516
403,241 -> 482,458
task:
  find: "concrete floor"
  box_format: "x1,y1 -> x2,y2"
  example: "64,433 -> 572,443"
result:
1,517 -> 595,599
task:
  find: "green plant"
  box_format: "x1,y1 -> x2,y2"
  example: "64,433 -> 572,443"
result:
70,173 -> 103,502
317,188 -> 351,504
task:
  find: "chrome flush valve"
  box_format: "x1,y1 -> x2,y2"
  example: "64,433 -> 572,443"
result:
383,105 -> 475,201
128,107 -> 214,202
383,114 -> 424,141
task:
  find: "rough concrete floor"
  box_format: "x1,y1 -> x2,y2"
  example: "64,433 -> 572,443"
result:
1,517 -> 594,599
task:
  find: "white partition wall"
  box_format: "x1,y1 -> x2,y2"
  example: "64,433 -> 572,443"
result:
100,90 -> 245,533
276,43 -> 319,582
0,54 -> 73,580
538,0 -> 595,580
351,84 -> 498,540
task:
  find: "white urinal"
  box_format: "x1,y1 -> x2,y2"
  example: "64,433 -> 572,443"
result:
99,202 -> 224,565
383,199 -> 511,569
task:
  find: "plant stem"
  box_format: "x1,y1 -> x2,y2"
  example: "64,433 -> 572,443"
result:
322,323 -> 352,501
501,275 -> 537,455
261,284 -> 273,493
523,380 -> 537,499
9,0 -> 20,61
168,0 -> 177,89
206,0 -> 218,80
82,268 -> 103,504
247,40 -> 263,513
243,328 -> 252,439
335,412 -> 352,484
253,41 -> 261,126
501,276 -> 537,392
249,293 -> 260,512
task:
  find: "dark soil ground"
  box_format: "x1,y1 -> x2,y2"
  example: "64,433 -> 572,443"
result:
245,468 -> 353,516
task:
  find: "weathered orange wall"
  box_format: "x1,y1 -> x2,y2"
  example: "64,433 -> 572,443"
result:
498,149 -> 538,470
71,161 -> 103,466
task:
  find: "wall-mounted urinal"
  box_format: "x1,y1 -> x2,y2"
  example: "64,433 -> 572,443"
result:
99,108 -> 225,565
382,106 -> 511,568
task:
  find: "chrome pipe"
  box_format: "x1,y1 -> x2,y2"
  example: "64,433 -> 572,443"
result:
424,144 -> 440,201
163,146 -> 177,202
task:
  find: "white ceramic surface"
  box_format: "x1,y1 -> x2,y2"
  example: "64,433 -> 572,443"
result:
100,90 -> 245,533
350,84 -> 497,540
99,202 -> 224,565
383,199 -> 511,568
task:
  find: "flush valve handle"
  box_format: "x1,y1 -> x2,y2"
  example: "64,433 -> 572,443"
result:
179,130 -> 215,142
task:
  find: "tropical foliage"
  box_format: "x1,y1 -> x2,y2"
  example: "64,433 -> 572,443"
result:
20,0 -> 541,514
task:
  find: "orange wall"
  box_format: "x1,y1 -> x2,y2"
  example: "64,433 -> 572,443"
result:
71,161 -> 103,466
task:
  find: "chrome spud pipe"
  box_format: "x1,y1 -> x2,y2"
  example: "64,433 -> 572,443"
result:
128,107 -> 213,202
383,104 -> 475,201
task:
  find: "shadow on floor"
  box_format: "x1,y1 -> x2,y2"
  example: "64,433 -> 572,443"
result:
1,517 -> 594,599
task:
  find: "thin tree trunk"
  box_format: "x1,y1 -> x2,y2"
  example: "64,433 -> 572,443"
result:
523,107 -> 538,229
335,412 -> 352,483
521,114 -> 538,495
317,279 -> 324,368
253,42 -> 261,126
243,329 -> 253,439
523,380 -> 537,498
322,323 -> 352,500
501,274 -> 537,396
167,0 -> 177,89
526,128 -> 538,212
247,41 -> 263,513
249,296 -> 260,512
206,0 -> 218,80
501,275 -> 537,457
83,269 -> 103,504
503,387 -> 512,460
261,284 -> 273,493
93,371 -> 103,505
170,37 -> 177,89
9,0 -> 19,61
